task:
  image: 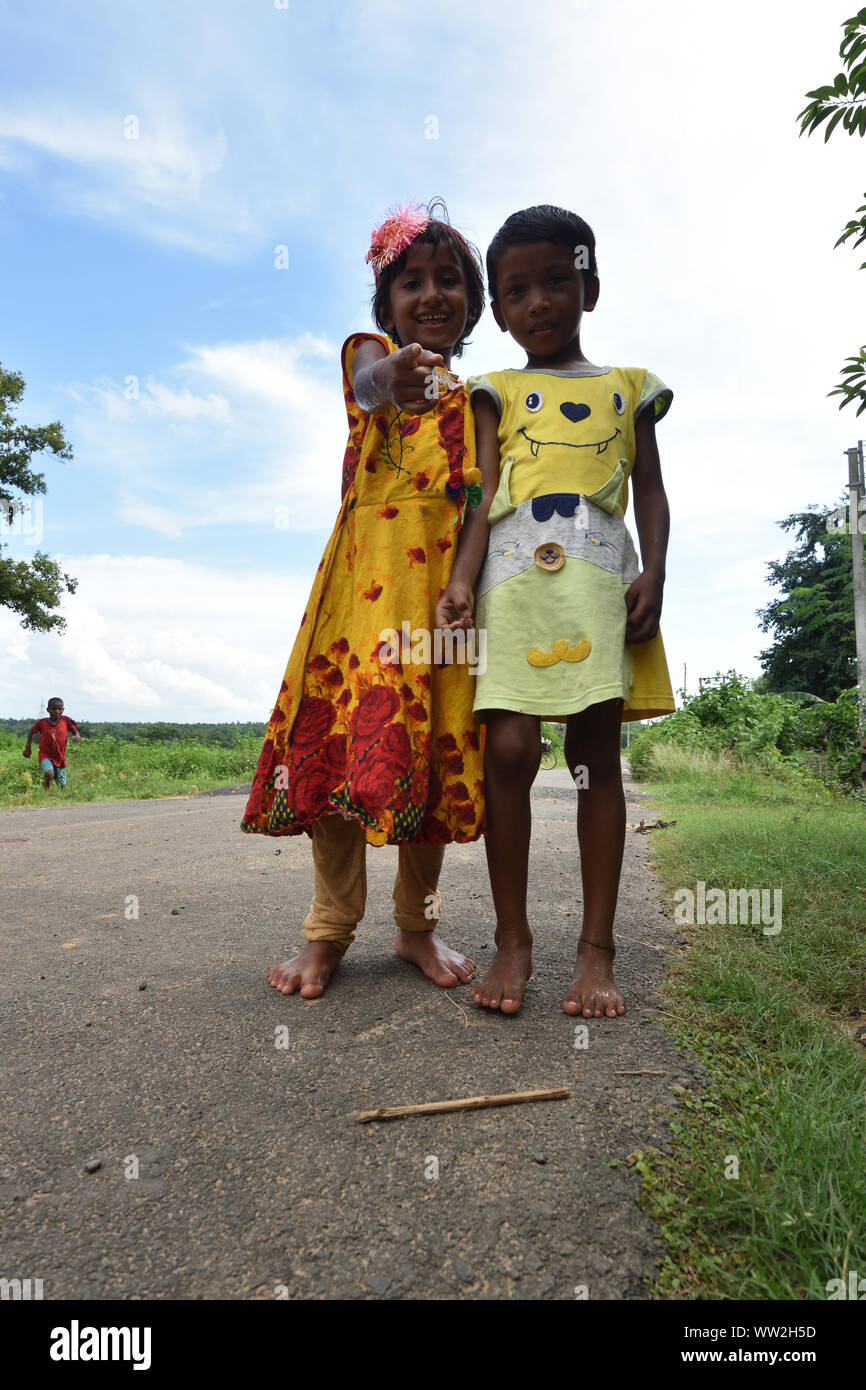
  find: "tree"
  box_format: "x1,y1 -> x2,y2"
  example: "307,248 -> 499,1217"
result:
136,724 -> 183,743
0,364 -> 77,631
757,506 -> 856,699
799,8 -> 866,413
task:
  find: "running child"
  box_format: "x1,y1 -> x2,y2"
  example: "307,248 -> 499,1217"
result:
437,204 -> 675,1018
23,698 -> 81,789
242,200 -> 487,998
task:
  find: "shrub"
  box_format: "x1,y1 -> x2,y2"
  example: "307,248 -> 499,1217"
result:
627,672 -> 862,792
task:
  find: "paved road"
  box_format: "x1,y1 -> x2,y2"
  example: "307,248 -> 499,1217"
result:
0,766 -> 704,1300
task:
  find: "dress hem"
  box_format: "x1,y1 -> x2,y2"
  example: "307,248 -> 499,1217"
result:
475,683 -> 675,722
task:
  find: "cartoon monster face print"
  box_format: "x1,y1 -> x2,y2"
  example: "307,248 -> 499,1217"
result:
517,388 -> 626,458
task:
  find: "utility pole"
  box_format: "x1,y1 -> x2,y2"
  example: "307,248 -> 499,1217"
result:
844,441 -> 866,782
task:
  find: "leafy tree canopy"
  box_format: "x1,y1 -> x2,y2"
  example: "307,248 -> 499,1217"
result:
0,364 -> 77,632
799,9 -> 866,412
756,505 -> 856,699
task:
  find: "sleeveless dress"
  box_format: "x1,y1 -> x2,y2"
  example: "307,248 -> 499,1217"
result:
469,364 -> 675,722
241,333 -> 485,847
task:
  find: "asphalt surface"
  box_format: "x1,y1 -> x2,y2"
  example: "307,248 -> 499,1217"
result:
1,765 -> 705,1300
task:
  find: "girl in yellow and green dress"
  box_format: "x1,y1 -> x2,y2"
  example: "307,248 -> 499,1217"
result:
242,201 -> 486,999
438,204 -> 676,1020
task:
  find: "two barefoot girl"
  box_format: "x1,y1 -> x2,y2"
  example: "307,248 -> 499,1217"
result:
242,200 -> 674,1017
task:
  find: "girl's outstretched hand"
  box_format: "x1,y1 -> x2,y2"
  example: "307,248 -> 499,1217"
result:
435,580 -> 474,632
381,343 -> 446,414
625,570 -> 664,644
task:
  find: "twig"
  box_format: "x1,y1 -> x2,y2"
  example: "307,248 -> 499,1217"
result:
443,991 -> 468,1027
614,1069 -> 666,1076
355,1086 -> 571,1123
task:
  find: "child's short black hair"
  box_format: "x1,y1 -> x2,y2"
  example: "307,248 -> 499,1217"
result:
371,199 -> 485,358
47,697 -> 63,706
486,204 -> 598,301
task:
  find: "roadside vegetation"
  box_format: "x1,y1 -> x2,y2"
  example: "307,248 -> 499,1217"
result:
626,675 -> 865,1299
0,726 -> 262,808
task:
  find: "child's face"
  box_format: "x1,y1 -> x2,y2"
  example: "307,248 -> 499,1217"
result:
492,241 -> 599,362
47,700 -> 63,721
382,242 -> 469,357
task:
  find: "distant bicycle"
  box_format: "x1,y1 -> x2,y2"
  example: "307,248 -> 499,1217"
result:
540,737 -> 557,770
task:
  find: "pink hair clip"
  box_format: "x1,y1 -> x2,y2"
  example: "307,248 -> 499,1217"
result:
366,202 -> 431,280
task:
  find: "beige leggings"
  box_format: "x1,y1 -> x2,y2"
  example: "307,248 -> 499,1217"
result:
303,814 -> 445,951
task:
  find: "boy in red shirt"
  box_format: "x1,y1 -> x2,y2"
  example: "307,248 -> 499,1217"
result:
23,698 -> 81,789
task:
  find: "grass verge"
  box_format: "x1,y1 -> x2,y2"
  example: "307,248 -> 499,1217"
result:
630,744 -> 866,1300
0,732 -> 260,809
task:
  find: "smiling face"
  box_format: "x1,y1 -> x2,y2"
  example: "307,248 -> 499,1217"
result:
492,240 -> 600,368
381,241 -> 469,365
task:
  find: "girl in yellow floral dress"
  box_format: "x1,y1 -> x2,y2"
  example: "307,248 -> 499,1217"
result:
242,202 -> 487,999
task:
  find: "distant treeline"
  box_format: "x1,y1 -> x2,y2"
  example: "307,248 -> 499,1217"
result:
0,719 -> 267,747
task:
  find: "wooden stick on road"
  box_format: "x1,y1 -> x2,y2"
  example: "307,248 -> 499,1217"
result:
354,1086 -> 571,1123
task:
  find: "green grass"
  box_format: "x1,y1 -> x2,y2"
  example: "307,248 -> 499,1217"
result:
0,730 -> 261,808
540,721 -> 566,763
629,745 -> 866,1299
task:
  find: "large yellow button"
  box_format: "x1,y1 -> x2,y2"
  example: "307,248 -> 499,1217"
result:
534,542 -> 565,572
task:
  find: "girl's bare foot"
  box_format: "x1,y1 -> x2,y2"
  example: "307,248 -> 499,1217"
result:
470,932 -> 533,1015
395,929 -> 475,987
267,941 -> 345,998
563,938 -> 626,1018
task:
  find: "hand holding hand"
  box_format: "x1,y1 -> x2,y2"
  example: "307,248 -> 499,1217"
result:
435,581 -> 475,632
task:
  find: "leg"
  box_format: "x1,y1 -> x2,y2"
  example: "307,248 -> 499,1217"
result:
268,815 -> 366,998
40,759 -> 54,791
393,842 -> 475,987
470,711 -> 538,1014
563,699 -> 626,1018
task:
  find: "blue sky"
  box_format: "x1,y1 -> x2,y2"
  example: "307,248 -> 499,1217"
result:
1,0 -> 862,720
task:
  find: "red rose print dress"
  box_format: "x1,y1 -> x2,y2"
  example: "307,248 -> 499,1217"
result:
241,333 -> 485,847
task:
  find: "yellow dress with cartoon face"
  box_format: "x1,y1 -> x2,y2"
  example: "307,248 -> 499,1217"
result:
468,365 -> 675,722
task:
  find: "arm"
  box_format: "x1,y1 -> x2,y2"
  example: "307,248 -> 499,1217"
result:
351,340 -> 446,415
23,720 -> 38,757
625,407 -> 670,644
68,718 -> 81,741
435,392 -> 501,630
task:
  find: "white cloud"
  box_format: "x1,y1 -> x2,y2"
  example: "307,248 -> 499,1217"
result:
66,333 -> 347,535
0,101 -> 239,257
116,499 -> 186,539
0,554 -> 311,721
